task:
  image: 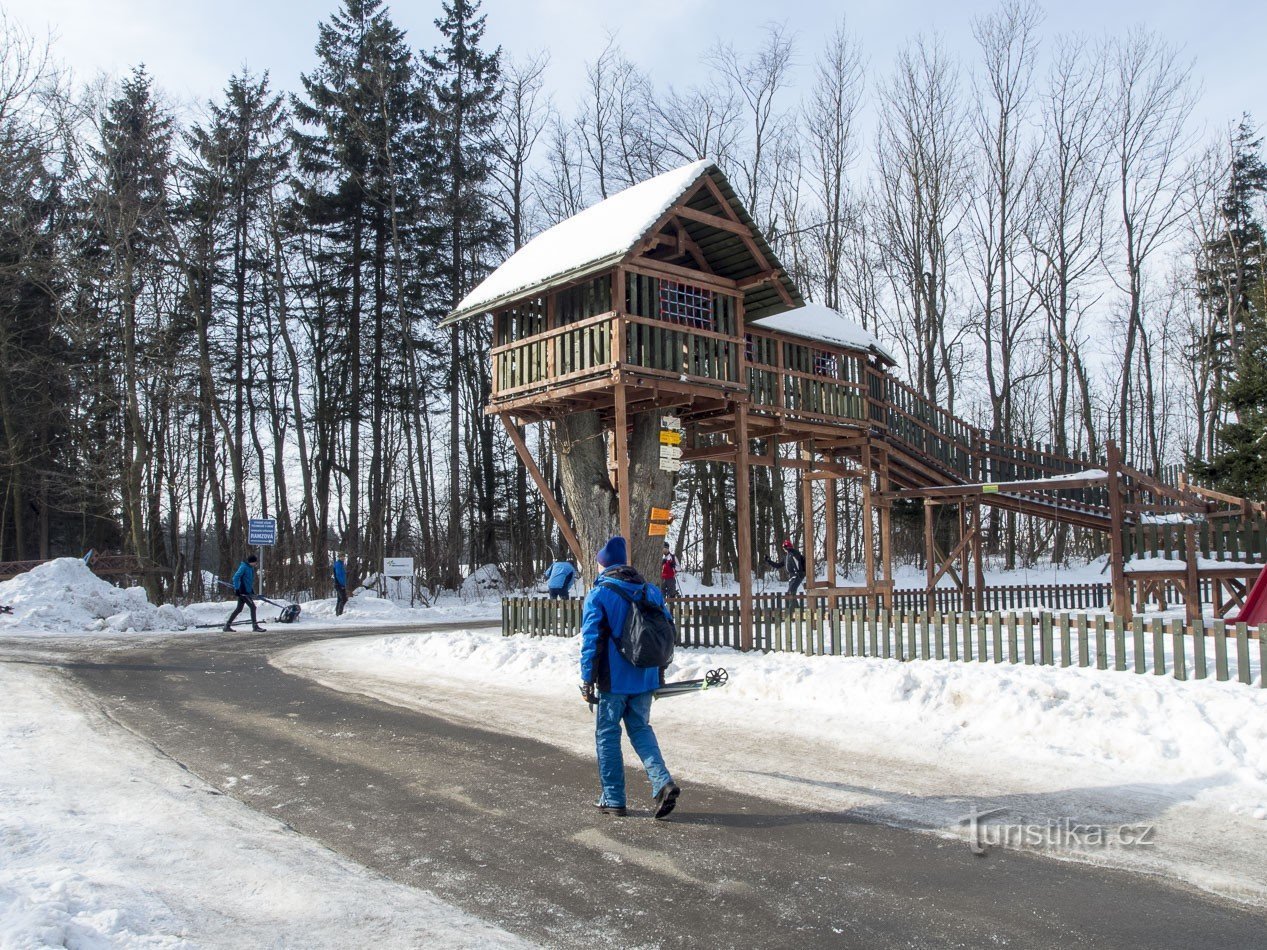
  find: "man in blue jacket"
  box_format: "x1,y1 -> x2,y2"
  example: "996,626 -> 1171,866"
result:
579,536 -> 680,819
223,554 -> 264,632
332,555 -> 348,616
543,555 -> 577,599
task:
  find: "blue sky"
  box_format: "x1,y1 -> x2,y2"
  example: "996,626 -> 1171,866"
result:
9,0 -> 1265,135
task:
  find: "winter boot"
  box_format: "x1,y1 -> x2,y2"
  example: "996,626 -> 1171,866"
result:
252,625 -> 266,632
222,623 -> 233,632
594,801 -> 627,817
654,782 -> 680,820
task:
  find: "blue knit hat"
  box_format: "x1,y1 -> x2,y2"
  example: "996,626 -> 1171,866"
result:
596,536 -> 627,568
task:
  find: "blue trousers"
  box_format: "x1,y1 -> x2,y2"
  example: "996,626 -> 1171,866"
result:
595,690 -> 673,808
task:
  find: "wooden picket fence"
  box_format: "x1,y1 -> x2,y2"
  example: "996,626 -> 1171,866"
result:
501,594 -> 1267,689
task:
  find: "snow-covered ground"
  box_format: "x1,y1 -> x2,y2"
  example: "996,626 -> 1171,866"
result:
276,629 -> 1267,906
0,661 -> 528,949
0,558 -> 501,639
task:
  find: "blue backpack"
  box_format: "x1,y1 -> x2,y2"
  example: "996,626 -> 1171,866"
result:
599,582 -> 676,668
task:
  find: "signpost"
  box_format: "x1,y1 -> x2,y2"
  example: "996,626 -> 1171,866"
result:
649,506 -> 674,538
248,518 -> 276,594
659,415 -> 683,473
383,557 -> 414,577
383,557 -> 417,605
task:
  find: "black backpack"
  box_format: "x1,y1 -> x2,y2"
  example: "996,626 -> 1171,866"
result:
599,582 -> 676,668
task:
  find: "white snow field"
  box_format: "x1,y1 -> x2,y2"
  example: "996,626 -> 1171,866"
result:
0,661 -> 529,949
276,628 -> 1267,906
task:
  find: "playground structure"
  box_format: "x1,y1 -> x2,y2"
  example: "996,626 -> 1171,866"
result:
446,160 -> 1266,648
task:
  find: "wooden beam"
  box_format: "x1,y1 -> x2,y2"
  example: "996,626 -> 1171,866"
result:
499,414 -> 583,564
672,204 -> 750,236
924,499 -> 936,614
736,269 -> 781,290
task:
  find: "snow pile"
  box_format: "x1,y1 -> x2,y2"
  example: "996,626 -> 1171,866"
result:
751,303 -> 895,362
461,564 -> 510,599
0,664 -> 527,948
0,558 -> 187,634
302,588 -> 419,621
450,159 -> 712,320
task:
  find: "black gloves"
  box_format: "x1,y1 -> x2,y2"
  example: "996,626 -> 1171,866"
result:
580,681 -> 597,705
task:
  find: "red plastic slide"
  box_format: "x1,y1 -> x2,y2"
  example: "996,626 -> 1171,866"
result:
1232,568 -> 1267,624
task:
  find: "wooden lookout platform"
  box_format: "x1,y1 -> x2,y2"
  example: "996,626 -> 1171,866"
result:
445,160 -> 1266,646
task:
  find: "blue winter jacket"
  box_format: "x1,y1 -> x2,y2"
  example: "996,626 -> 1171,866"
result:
545,561 -> 576,592
580,565 -> 670,695
232,561 -> 255,596
332,559 -> 347,586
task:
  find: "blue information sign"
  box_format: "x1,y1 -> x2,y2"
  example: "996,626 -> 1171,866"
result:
247,518 -> 277,546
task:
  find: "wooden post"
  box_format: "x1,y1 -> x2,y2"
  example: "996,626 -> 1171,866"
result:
878,447 -> 893,611
499,413 -> 584,564
825,472 -> 838,587
972,501 -> 985,611
1106,440 -> 1130,620
1184,522 -> 1201,627
801,445 -> 816,588
736,404 -> 754,651
861,442 -> 877,613
924,499 -> 936,615
958,500 -> 971,612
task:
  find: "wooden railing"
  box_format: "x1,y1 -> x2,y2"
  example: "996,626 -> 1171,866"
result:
501,594 -> 1267,688
745,327 -> 870,423
492,312 -> 616,397
624,315 -> 742,387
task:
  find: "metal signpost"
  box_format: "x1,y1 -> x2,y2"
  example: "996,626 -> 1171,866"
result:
383,557 -> 416,605
247,518 -> 277,595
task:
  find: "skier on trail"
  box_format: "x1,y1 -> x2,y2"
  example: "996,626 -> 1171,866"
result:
766,539 -> 806,603
223,555 -> 264,632
543,555 -> 578,600
579,536 -> 680,820
332,555 -> 348,616
660,542 -> 680,599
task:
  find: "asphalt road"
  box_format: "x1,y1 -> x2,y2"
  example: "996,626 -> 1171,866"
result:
11,623 -> 1265,949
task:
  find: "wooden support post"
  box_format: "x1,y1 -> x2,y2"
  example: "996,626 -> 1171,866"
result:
825,473 -> 838,587
735,404 -> 754,651
924,499 -> 936,615
861,442 -> 877,613
1106,440 -> 1131,621
1184,522 -> 1201,627
499,414 -> 584,564
972,501 -> 985,611
801,445 -> 816,588
613,384 -> 632,544
958,501 -> 971,612
878,447 -> 893,611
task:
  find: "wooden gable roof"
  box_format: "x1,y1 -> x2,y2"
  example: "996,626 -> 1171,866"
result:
442,160 -> 804,326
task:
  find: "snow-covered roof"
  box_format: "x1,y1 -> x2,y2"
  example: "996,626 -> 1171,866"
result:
445,160 -> 714,325
750,303 -> 896,363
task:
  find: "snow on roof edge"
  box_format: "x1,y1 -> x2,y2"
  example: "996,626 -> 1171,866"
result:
751,303 -> 896,363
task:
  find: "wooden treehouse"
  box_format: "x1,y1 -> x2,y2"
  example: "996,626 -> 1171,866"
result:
444,160 -> 1266,647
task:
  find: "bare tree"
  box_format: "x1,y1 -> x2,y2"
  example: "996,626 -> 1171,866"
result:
1105,28 -> 1196,468
804,19 -> 864,310
873,34 -> 972,409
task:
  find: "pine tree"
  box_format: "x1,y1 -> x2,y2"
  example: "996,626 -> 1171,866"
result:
421,0 -> 503,582
1193,118 -> 1267,496
291,0 -> 431,580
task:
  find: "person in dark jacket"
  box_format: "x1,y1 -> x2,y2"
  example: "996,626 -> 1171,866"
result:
765,539 -> 806,602
660,542 -> 679,599
579,536 -> 680,819
543,556 -> 578,599
224,555 -> 264,631
332,555 -> 348,616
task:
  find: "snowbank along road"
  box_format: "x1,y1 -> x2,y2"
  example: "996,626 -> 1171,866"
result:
6,622 -> 1266,949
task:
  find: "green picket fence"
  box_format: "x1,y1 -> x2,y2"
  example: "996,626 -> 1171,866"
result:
500,596 -> 1267,689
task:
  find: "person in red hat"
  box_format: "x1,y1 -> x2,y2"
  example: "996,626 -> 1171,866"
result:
659,542 -> 679,599
765,539 -> 806,603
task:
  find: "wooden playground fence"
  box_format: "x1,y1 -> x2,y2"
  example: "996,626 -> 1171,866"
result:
501,593 -> 1267,689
